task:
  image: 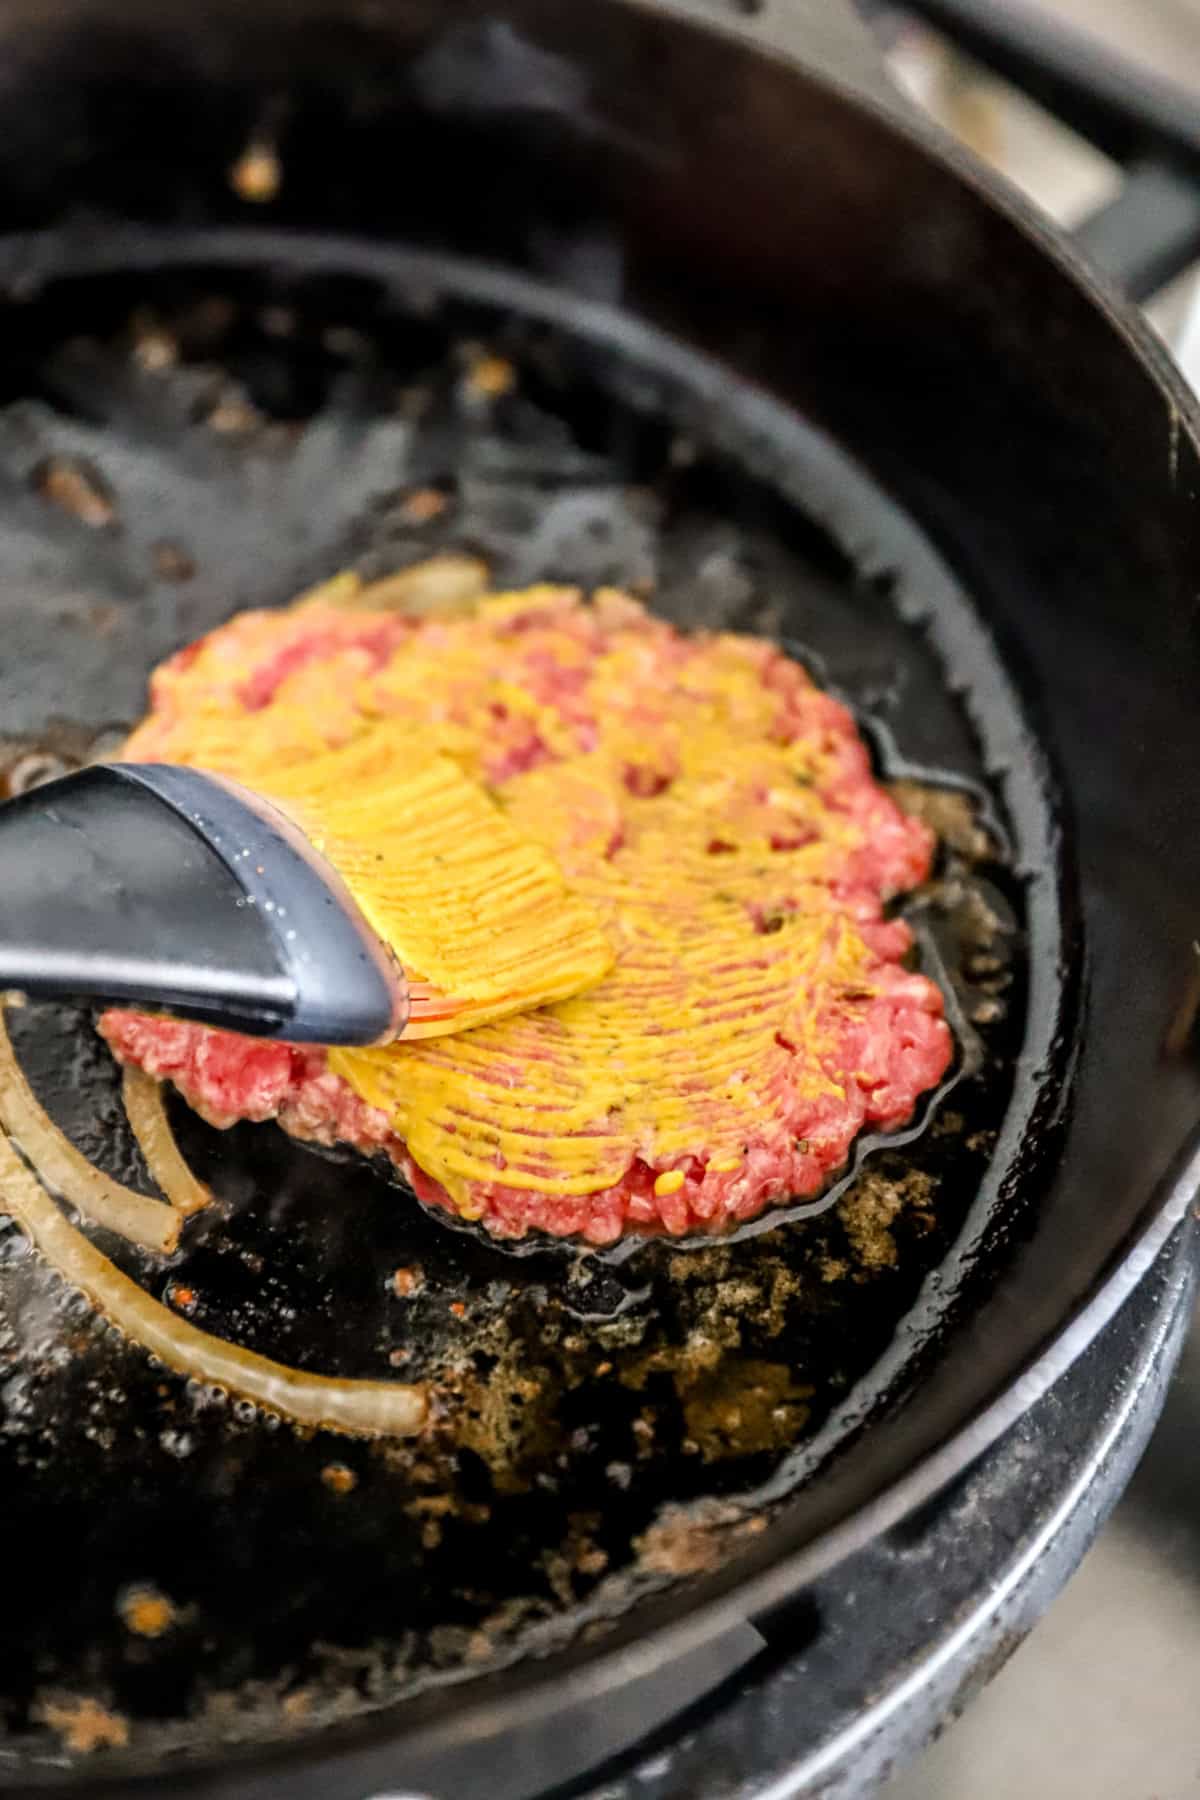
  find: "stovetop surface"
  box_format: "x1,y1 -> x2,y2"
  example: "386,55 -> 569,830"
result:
886,1284 -> 1200,1799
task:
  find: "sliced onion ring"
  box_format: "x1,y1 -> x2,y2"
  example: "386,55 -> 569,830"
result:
292,554 -> 489,618
0,1011 -> 178,1254
122,1067 -> 212,1217
0,1125 -> 428,1438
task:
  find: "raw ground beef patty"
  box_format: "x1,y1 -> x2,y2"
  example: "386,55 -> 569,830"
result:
101,575 -> 953,1244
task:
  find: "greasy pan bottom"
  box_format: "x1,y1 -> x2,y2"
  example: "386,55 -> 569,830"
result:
0,235 -> 1070,1784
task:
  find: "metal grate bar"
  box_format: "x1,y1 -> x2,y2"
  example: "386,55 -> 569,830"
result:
1072,159 -> 1200,302
890,0 -> 1200,174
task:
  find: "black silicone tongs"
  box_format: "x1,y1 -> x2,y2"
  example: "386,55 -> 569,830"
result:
0,764 -> 409,1045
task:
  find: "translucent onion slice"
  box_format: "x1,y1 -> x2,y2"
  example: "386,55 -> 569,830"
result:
292,555 -> 489,618
122,1067 -> 212,1217
0,1012 -> 178,1254
0,1126 -> 428,1439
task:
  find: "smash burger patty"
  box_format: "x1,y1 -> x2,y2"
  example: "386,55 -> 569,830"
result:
101,581 -> 953,1243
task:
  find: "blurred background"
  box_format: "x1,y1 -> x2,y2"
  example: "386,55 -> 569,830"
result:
876,6 -> 1200,1796
879,0 -> 1200,369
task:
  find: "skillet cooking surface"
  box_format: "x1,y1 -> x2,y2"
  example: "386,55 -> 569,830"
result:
0,239 -> 1069,1778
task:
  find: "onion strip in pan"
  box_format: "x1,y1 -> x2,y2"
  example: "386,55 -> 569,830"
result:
122,1065 -> 212,1217
0,1011 -> 178,1254
0,1126 -> 429,1438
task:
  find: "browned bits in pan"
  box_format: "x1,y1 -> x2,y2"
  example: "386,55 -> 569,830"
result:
152,541 -> 195,583
117,1585 -> 177,1639
229,139 -> 281,203
635,1506 -> 730,1576
400,487 -> 450,523
34,457 -> 117,529
35,1696 -> 130,1754
320,1463 -> 358,1496
131,314 -> 179,372
206,390 -> 261,435
463,351 -> 517,399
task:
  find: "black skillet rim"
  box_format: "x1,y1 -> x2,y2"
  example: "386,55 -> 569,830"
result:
10,16 -> 1200,1793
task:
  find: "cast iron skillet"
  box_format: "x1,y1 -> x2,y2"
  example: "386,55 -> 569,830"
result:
0,0 -> 1198,1793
